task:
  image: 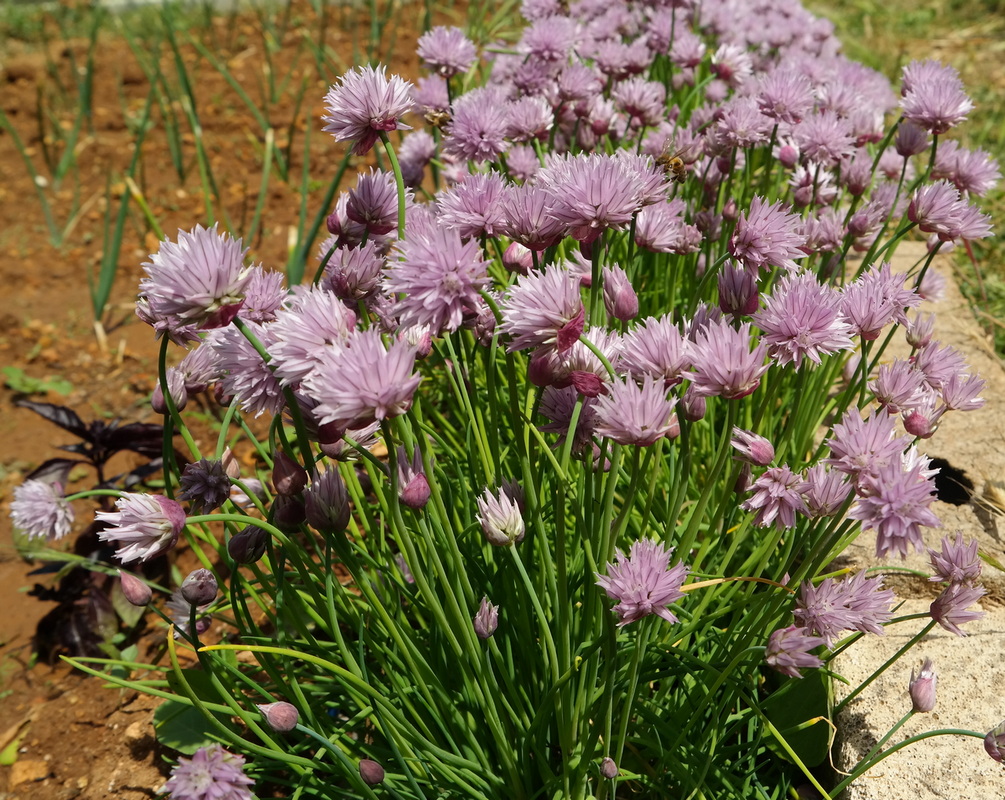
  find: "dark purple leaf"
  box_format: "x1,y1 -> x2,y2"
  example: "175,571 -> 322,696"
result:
25,458 -> 82,485
14,399 -> 89,440
104,422 -> 167,459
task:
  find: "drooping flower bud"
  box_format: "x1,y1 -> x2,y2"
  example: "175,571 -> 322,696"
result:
908,658 -> 937,713
181,568 -> 218,606
119,570 -> 152,607
602,266 -> 638,322
474,597 -> 499,639
272,451 -> 308,496
985,720 -> 1005,763
681,386 -> 706,422
600,757 -> 618,779
359,759 -> 385,785
228,527 -> 269,564
730,427 -> 775,466
258,701 -> 300,733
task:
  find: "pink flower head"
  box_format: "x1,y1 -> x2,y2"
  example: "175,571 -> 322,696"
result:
595,538 -> 689,626
474,596 -> 499,639
499,264 -> 584,354
741,465 -> 808,529
346,169 -> 400,236
753,272 -> 854,369
728,196 -> 806,273
322,65 -> 415,155
443,87 -> 510,164
930,582 -> 985,636
928,531 -> 982,585
688,319 -> 769,399
210,322 -> 285,418
164,743 -> 254,800
139,224 -> 250,332
932,140 -> 1001,198
269,287 -> 357,388
794,571 -> 895,647
593,376 -> 678,447
303,329 -> 422,430
417,26 -> 477,78
799,464 -> 852,518
757,68 -> 814,125
908,658 -> 937,712
96,493 -> 186,564
386,226 -> 491,335
500,185 -> 567,251
11,479 -> 74,542
730,428 -> 775,466
825,409 -> 910,480
765,625 -> 825,678
900,60 -> 973,135
477,484 -> 525,546
436,172 -> 509,239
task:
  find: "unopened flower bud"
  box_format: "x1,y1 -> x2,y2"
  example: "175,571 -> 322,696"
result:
681,386 -> 706,422
359,759 -> 385,785
985,720 -> 1005,763
305,469 -> 350,533
273,494 -> 307,530
397,446 -> 431,510
903,408 -> 941,439
258,701 -> 299,732
181,568 -> 218,606
119,570 -> 152,606
733,461 -> 752,494
400,325 -> 432,359
718,262 -> 758,318
602,266 -> 638,322
228,527 -> 268,564
503,241 -> 533,274
272,451 -> 308,496
474,597 -> 499,639
909,658 -> 937,713
600,757 -> 618,779
152,368 -> 188,414
777,144 -> 799,169
730,427 -> 775,466
221,447 -> 242,479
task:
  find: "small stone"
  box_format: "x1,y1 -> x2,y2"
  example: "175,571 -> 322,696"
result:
9,759 -> 51,786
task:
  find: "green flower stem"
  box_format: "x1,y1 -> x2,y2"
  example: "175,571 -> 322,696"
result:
612,618 -> 653,769
64,488 -> 124,502
379,131 -> 407,239
834,619 -> 937,715
157,334 -> 200,460
830,727 -> 986,799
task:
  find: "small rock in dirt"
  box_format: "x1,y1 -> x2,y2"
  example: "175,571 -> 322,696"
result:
9,758 -> 52,786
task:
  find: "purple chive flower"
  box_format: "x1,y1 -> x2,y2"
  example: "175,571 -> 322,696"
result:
792,110 -> 855,167
321,239 -> 385,304
929,531 -> 982,585
731,428 -> 775,466
543,328 -> 621,397
840,261 -> 920,339
506,96 -> 554,143
385,226 -> 490,335
688,319 -> 769,400
500,185 -> 566,251
417,26 -> 477,78
164,743 -> 254,800
869,359 -> 926,414
850,455 -> 941,559
304,467 -> 350,533
765,625 -> 825,678
239,266 -> 287,324
757,68 -> 814,125
595,538 -> 689,627
269,287 -> 357,388
151,367 -> 188,415
940,371 -> 986,412
477,485 -> 525,546
397,445 -> 431,510
538,153 -> 644,244
210,322 -> 285,418
538,386 -> 599,456
900,60 -> 973,135
166,586 -> 212,639
499,265 -> 584,354
179,459 -> 232,514
138,224 -> 250,332
742,465 -> 808,530
413,74 -> 450,116
346,169 -> 401,236
322,65 -> 415,155
602,265 -> 638,322
793,571 -> 895,646
96,493 -> 186,564
718,261 -> 759,318
436,172 -> 509,239
799,464 -> 852,518
593,376 -> 678,447
825,409 -> 910,480
304,329 -> 421,431
711,42 -> 753,87
635,201 -> 702,255
612,76 -> 666,127
714,96 -> 773,149
11,479 -> 74,541
930,583 -> 986,635
178,344 -> 219,394
932,140 -> 1001,197
753,272 -> 854,369
474,596 -> 499,639
443,87 -> 510,164
398,130 -> 437,188
909,658 -> 937,712
728,196 -> 806,273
